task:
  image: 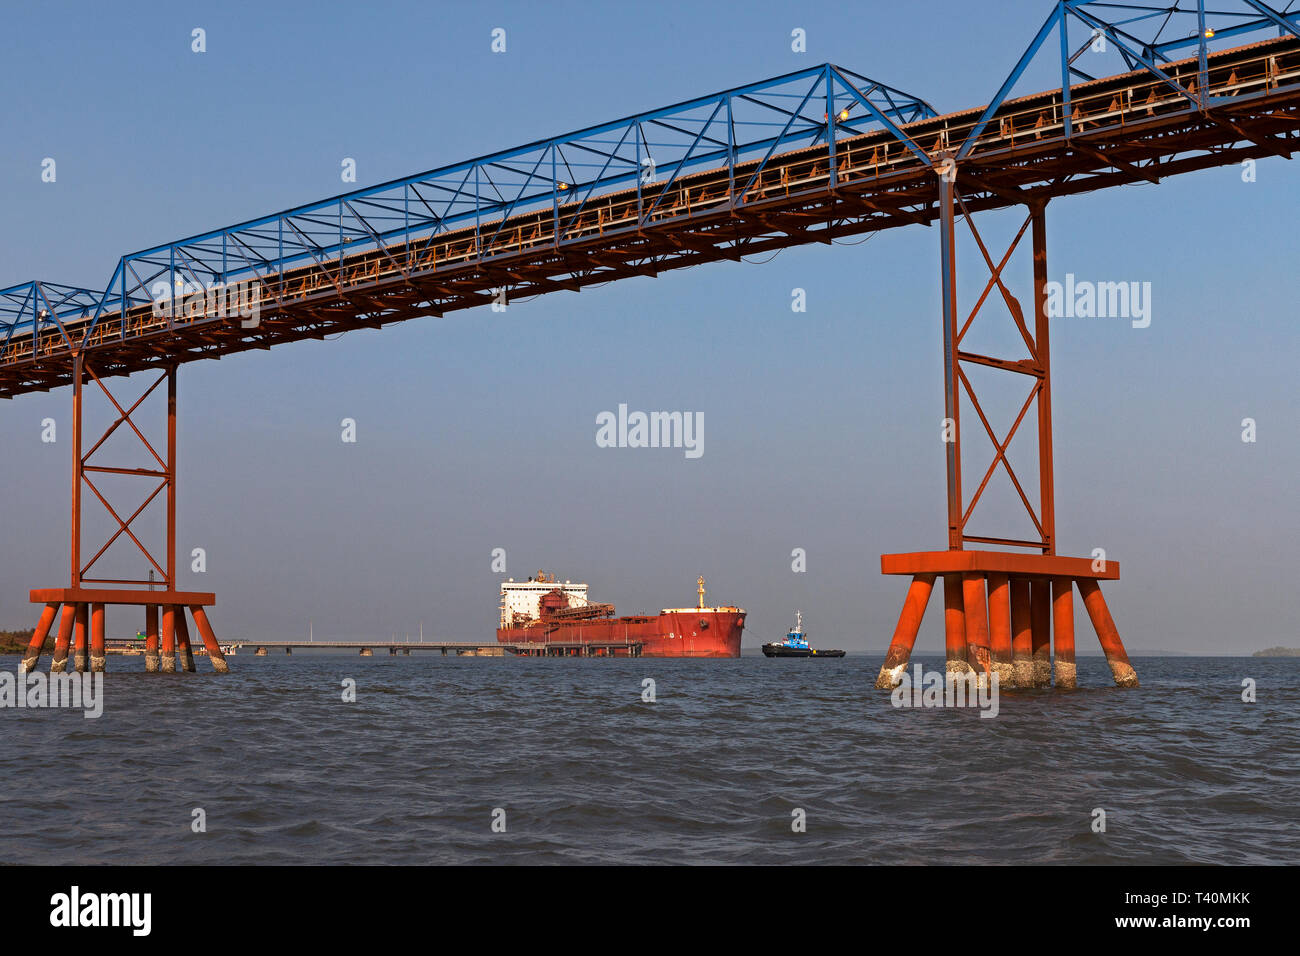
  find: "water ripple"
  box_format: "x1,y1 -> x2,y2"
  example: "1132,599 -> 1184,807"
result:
1,653 -> 1295,864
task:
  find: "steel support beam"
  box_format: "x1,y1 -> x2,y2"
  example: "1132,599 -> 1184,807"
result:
27,361 -> 227,673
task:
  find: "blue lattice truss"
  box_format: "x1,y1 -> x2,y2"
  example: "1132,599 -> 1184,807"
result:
4,1 -> 1299,350
0,64 -> 935,348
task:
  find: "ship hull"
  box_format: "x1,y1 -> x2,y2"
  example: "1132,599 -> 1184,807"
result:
497,608 -> 745,658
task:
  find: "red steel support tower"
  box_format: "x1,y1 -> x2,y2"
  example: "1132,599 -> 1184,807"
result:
19,356 -> 228,675
875,169 -> 1137,690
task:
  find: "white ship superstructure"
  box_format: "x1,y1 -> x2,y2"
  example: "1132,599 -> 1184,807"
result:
500,571 -> 589,627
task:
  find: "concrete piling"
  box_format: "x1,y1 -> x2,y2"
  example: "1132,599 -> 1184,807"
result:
51,604 -> 76,673
74,604 -> 89,673
942,574 -> 970,675
1077,579 -> 1139,687
1051,577 -> 1076,689
160,606 -> 176,673
189,606 -> 229,673
986,573 -> 1014,688
89,603 -> 106,673
874,573 -> 935,689
1009,578 -> 1034,687
1029,579 -> 1051,687
174,610 -> 196,672
20,602 -> 59,674
961,573 -> 992,679
144,605 -> 160,672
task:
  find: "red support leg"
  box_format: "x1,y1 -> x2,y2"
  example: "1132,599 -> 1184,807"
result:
160,605 -> 176,673
1029,579 -> 1051,687
942,573 -> 969,675
190,606 -> 230,674
20,603 -> 59,674
90,602 -> 106,673
1076,578 -> 1139,688
987,572 -> 1013,687
51,604 -> 75,673
145,605 -> 160,673
175,610 -> 196,673
1010,577 -> 1034,687
1052,577 -> 1076,689
74,604 -> 89,673
962,572 -> 992,679
875,573 -> 935,689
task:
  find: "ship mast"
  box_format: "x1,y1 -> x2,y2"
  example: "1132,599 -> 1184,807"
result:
697,575 -> 705,610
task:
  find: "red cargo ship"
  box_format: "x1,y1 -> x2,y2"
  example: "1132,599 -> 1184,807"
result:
496,572 -> 744,657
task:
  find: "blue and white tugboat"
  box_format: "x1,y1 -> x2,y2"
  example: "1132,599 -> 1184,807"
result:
761,611 -> 845,658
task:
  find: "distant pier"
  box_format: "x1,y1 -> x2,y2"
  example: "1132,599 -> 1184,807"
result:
224,640 -> 643,658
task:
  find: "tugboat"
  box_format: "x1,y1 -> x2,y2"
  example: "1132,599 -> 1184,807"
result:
761,611 -> 845,658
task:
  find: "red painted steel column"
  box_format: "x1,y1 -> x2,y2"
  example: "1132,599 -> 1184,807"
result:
73,604 -> 89,673
144,605 -> 160,673
1010,578 -> 1034,687
166,365 -> 176,591
875,573 -> 935,689
1031,202 -> 1056,555
939,174 -> 964,550
71,353 -> 83,588
160,605 -> 176,673
942,573 -> 969,675
20,602 -> 59,674
89,602 -> 106,673
987,572 -> 1013,687
1029,579 -> 1051,687
51,604 -> 76,673
175,609 -> 196,673
190,606 -> 230,674
1052,577 -> 1076,689
962,572 -> 991,678
1077,578 -> 1139,687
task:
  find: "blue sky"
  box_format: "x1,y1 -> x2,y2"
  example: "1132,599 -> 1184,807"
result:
1,0 -> 1296,652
